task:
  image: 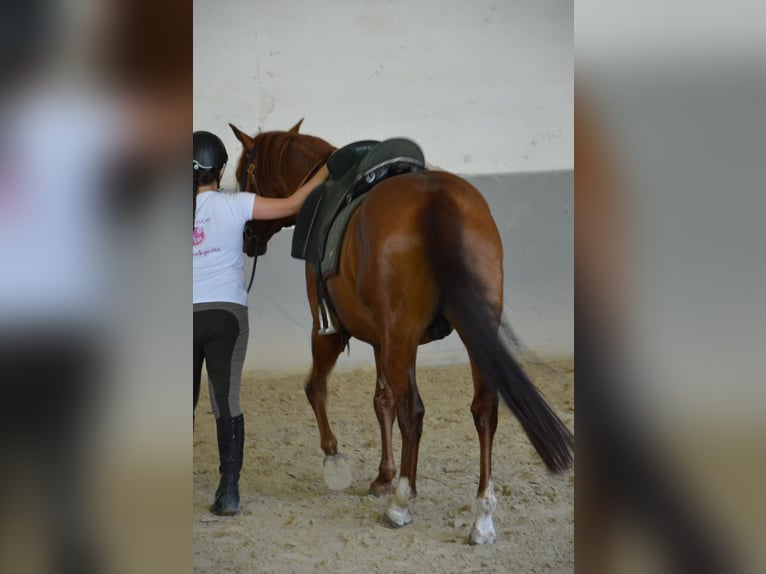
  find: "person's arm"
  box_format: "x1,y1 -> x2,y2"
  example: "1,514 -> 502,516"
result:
250,164 -> 329,220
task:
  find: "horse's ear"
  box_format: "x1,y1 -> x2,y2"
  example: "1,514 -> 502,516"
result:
288,118 -> 304,134
229,123 -> 255,148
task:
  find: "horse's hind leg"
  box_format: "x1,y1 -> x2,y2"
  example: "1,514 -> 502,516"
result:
467,357 -> 500,545
370,347 -> 396,496
305,329 -> 350,490
379,342 -> 423,528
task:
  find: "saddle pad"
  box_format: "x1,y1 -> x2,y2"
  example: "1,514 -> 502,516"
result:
320,194 -> 366,277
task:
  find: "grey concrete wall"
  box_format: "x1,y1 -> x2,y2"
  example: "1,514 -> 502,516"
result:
243,170 -> 572,371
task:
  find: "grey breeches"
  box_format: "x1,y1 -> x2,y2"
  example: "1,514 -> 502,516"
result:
193,302 -> 249,418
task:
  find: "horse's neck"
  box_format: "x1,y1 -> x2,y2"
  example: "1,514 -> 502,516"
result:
254,132 -> 333,198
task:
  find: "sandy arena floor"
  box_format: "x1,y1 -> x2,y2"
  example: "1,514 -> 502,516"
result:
193,360 -> 574,573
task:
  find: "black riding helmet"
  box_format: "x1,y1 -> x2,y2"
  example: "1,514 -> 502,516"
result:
193,131 -> 228,172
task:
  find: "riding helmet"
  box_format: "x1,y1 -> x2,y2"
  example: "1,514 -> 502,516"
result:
193,131 -> 228,171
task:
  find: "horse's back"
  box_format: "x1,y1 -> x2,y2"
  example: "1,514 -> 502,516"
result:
358,170 -> 501,261
361,170 -> 495,228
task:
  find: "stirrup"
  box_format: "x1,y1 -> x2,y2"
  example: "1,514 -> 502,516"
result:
318,298 -> 337,335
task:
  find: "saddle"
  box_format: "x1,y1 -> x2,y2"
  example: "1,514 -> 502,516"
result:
291,138 -> 426,335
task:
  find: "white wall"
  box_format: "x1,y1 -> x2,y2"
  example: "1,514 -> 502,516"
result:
194,0 -> 574,370
194,0 -> 573,179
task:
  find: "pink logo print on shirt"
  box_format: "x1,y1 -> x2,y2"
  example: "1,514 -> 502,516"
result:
193,226 -> 206,246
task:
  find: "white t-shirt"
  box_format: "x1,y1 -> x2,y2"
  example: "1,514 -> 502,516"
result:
193,190 -> 256,306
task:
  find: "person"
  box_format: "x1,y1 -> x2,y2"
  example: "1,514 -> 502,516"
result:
193,130 -> 328,516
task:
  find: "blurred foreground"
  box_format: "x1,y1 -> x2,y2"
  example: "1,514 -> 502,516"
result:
576,3 -> 766,572
0,0 -> 190,572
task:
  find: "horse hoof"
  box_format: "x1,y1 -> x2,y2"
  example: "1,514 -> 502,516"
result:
468,529 -> 497,545
381,508 -> 412,529
468,514 -> 497,545
368,481 -> 394,497
323,454 -> 352,490
468,484 -> 498,544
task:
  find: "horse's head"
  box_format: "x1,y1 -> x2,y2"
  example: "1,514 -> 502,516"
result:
229,119 -> 334,256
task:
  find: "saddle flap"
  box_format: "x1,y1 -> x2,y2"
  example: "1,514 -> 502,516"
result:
291,182 -> 329,260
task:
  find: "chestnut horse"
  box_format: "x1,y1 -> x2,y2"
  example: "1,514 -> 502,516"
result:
230,120 -> 573,544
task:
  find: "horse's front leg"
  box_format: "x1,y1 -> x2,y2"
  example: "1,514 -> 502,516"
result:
303,267 -> 351,490
305,327 -> 350,489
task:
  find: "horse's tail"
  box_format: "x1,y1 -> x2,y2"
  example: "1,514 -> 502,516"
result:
423,187 -> 574,473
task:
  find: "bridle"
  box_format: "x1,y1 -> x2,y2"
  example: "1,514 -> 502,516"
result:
239,145 -> 261,195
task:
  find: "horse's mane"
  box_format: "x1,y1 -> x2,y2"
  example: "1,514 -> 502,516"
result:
250,131 -> 334,198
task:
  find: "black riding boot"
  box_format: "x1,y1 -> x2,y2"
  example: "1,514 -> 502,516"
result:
210,414 -> 244,516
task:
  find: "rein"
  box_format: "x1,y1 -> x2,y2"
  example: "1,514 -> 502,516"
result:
245,236 -> 259,293
296,158 -> 327,190
238,146 -> 260,294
